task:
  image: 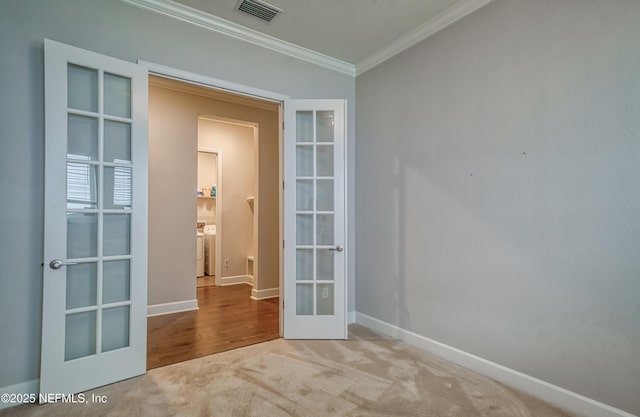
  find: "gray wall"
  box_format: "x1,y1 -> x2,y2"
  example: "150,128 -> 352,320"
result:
355,0 -> 640,415
0,0 -> 355,389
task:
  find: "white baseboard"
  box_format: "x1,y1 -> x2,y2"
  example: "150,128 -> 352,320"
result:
147,299 -> 198,317
220,275 -> 252,286
348,311 -> 356,324
0,379 -> 39,410
355,312 -> 636,417
251,287 -> 279,300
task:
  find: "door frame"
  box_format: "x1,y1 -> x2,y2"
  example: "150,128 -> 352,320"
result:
138,60 -> 289,336
198,115 -> 260,289
196,146 -> 223,284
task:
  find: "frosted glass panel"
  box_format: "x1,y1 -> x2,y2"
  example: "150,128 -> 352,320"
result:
316,179 -> 333,211
104,166 -> 132,210
67,213 -> 97,258
103,260 -> 130,303
65,311 -> 96,361
316,284 -> 334,315
68,64 -> 98,112
67,163 -> 98,209
104,73 -> 131,118
104,120 -> 131,164
296,111 -> 313,142
317,214 -> 334,246
316,111 -> 334,142
104,214 -> 130,256
296,284 -> 313,315
102,306 -> 130,352
296,145 -> 313,177
66,263 -> 97,309
296,179 -> 313,211
316,145 -> 334,177
296,214 -> 313,246
296,249 -> 313,281
316,250 -> 334,281
68,115 -> 98,161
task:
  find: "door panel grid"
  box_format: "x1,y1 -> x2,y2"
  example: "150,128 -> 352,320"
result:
41,39 -> 147,397
285,100 -> 346,339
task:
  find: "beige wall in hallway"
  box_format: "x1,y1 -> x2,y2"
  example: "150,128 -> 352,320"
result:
148,78 -> 280,305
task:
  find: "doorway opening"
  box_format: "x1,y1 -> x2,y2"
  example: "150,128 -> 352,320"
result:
146,75 -> 282,369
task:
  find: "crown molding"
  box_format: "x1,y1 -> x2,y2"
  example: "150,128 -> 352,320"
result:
355,0 -> 495,76
120,0 -> 356,76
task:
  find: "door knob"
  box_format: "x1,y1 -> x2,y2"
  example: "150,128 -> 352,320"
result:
49,259 -> 78,270
329,245 -> 344,252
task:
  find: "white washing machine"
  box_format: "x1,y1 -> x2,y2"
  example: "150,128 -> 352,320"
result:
196,232 -> 204,277
204,224 -> 216,276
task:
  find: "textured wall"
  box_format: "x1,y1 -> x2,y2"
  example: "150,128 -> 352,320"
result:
0,0 -> 355,389
356,0 -> 640,414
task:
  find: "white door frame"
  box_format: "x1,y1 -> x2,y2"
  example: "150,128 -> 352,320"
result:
138,60 -> 290,335
196,146 -> 223,284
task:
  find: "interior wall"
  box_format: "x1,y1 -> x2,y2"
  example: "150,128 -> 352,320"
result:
197,152 -> 217,226
355,0 -> 640,415
0,0 -> 354,390
148,81 -> 279,305
198,119 -> 255,280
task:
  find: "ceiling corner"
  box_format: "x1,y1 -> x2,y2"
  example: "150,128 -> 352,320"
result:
355,0 -> 495,76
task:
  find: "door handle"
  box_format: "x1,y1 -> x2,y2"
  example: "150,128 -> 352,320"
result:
49,259 -> 78,270
329,245 -> 344,252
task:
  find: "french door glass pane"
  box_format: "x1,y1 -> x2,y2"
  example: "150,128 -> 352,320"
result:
104,166 -> 132,210
296,214 -> 313,246
67,163 -> 98,209
296,249 -> 313,281
296,179 -> 313,211
316,214 -> 334,246
296,145 -> 313,176
316,111 -> 334,142
296,284 -> 313,315
316,250 -> 334,281
68,64 -> 98,112
103,260 -> 130,303
316,145 -> 334,177
296,111 -> 313,142
102,306 -> 130,352
67,213 -> 98,258
316,179 -> 333,211
316,284 -> 334,315
103,214 -> 131,256
104,120 -> 132,164
104,73 -> 131,118
65,311 -> 96,361
66,262 -> 97,309
68,115 -> 98,161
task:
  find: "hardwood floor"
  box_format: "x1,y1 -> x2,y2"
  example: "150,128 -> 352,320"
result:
147,283 -> 280,369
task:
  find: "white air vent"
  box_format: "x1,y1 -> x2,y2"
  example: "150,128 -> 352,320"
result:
235,0 -> 281,23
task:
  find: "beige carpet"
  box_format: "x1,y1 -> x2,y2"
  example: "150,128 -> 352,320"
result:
2,325 -> 575,417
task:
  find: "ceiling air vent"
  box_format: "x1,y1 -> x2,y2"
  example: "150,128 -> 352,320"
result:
235,0 -> 282,23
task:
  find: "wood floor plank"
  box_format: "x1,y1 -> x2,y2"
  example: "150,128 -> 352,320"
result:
147,283 -> 279,369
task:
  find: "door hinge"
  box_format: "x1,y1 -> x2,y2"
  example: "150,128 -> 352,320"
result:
282,121 -> 285,130
282,240 -> 285,249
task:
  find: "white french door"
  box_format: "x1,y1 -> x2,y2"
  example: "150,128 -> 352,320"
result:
284,100 -> 347,339
41,40 -> 148,395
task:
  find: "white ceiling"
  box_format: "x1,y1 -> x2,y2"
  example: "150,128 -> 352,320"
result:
124,0 -> 493,75
172,0 -> 461,63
